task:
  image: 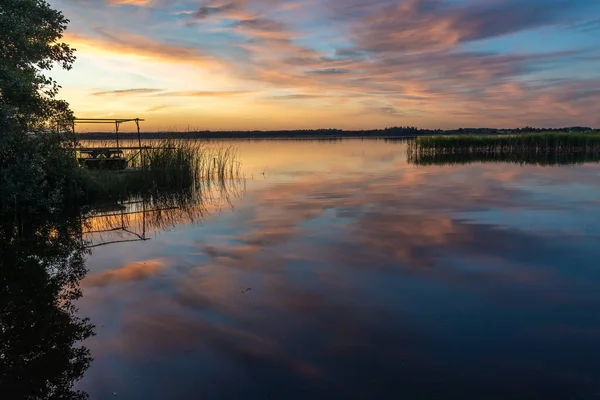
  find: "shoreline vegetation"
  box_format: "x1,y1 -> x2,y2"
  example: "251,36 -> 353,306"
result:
407,132 -> 600,166
76,126 -> 598,140
0,0 -> 247,224
80,140 -> 241,203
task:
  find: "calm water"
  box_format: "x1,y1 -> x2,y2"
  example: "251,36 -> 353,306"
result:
76,139 -> 600,399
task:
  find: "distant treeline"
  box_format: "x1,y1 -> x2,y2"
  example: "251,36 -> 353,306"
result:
78,126 -> 597,140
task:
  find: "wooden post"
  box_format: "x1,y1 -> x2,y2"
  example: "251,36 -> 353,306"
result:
115,121 -> 120,149
135,118 -> 144,170
136,118 -> 142,148
72,120 -> 77,148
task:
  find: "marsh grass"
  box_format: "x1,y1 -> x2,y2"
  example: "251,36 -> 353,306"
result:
80,140 -> 242,203
408,132 -> 600,165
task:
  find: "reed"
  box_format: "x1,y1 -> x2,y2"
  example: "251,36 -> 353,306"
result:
79,140 -> 242,203
408,132 -> 600,165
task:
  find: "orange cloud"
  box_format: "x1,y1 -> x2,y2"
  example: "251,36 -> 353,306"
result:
91,89 -> 249,97
84,258 -> 172,287
64,29 -> 227,71
92,88 -> 163,96
152,91 -> 249,97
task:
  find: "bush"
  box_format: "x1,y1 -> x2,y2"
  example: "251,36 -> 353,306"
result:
0,129 -> 84,218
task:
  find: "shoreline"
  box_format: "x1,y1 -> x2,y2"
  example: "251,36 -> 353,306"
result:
76,128 -> 597,141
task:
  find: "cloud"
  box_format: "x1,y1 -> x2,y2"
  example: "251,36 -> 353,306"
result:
228,0 -> 600,126
572,18 -> 600,33
90,88 -> 248,98
170,10 -> 196,16
188,0 -> 312,57
64,28 -> 227,71
55,0 -> 600,128
193,2 -> 239,19
267,93 -> 333,100
307,68 -> 351,75
84,259 -> 171,287
376,106 -> 405,116
92,88 -> 163,96
152,91 -> 249,97
235,18 -> 285,32
343,0 -> 593,54
232,17 -> 292,40
146,105 -> 170,112
108,0 -> 154,5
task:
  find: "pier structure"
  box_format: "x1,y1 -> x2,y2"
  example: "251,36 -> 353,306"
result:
73,117 -> 146,170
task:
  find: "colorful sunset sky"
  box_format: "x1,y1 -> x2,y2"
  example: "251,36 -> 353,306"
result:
48,0 -> 600,131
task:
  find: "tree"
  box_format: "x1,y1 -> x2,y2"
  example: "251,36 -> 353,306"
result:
0,5 -> 93,398
0,0 -> 82,218
0,0 -> 75,131
0,207 -> 94,399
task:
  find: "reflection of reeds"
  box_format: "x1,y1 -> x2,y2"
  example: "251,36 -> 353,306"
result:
79,140 -> 245,247
408,152 -> 600,166
407,132 -> 600,166
82,173 -> 246,248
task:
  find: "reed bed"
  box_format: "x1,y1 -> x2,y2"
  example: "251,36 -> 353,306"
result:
408,132 -> 600,165
80,140 -> 242,203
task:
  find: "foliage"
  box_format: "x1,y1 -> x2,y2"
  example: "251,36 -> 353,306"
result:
0,132 -> 83,216
0,0 -> 81,217
0,0 -> 75,131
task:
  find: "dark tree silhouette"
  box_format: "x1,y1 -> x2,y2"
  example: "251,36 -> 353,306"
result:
0,0 -> 82,218
0,210 -> 94,399
0,0 -> 75,131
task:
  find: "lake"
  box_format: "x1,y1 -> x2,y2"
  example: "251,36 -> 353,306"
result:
75,139 -> 600,399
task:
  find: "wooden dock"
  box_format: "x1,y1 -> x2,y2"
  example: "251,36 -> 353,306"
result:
74,117 -> 168,170
78,146 -> 153,152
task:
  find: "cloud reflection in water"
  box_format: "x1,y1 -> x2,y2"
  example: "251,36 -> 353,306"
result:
78,140 -> 600,399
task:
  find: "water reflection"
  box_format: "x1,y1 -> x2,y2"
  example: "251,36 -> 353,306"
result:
77,140 -> 600,399
0,211 -> 93,399
82,177 -> 245,248
0,166 -> 245,398
407,150 -> 600,166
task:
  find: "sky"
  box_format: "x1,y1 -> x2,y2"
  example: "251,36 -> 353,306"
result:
47,0 -> 600,131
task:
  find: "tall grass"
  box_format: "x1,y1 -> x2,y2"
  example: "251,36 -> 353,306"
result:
80,140 -> 242,203
408,132 -> 600,165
